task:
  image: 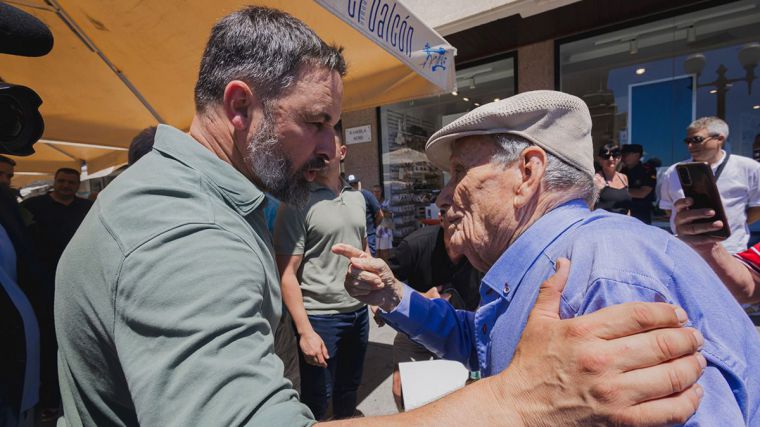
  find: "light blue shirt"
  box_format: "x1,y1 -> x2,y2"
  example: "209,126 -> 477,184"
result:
382,200 -> 760,425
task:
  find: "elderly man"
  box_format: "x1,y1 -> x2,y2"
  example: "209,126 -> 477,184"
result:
660,117 -> 760,253
335,91 -> 760,425
56,7 -> 704,426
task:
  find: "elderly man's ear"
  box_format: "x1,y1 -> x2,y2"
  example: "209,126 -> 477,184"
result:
514,146 -> 548,208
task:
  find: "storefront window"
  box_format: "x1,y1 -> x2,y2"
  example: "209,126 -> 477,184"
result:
559,0 -> 760,167
379,56 -> 516,241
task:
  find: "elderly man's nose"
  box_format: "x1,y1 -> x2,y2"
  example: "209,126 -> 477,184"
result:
437,184 -> 453,210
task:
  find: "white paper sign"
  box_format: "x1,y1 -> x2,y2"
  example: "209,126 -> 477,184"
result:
345,124 -> 372,144
398,359 -> 469,410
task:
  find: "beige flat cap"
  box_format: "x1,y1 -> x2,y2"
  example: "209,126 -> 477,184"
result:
425,90 -> 594,176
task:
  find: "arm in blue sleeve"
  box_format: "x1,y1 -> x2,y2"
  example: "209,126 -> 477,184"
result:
381,284 -> 478,369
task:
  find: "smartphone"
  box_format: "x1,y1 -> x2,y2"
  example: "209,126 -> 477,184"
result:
675,162 -> 731,239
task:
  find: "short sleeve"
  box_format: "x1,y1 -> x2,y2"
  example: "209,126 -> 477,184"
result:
365,190 -> 381,215
273,203 -> 307,256
746,161 -> 760,207
658,167 -> 680,211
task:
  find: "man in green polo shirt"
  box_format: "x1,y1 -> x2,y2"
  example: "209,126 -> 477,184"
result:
53,5 -> 706,427
275,122 -> 369,420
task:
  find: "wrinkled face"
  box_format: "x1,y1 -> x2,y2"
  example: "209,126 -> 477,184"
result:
685,128 -> 722,163
0,162 -> 13,189
436,136 -> 520,272
246,66 -> 342,207
53,172 -> 80,198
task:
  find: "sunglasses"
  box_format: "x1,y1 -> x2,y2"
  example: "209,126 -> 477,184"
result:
684,135 -> 718,145
598,149 -> 621,159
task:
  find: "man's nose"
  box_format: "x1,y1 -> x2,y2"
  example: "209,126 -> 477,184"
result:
319,128 -> 337,160
437,181 -> 453,211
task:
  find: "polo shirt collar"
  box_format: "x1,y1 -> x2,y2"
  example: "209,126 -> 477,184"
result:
309,178 -> 352,195
481,199 -> 590,301
152,124 -> 265,215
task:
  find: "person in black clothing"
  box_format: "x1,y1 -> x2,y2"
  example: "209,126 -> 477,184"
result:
385,220 -> 481,410
593,143 -> 631,215
620,144 -> 657,224
21,167 -> 93,420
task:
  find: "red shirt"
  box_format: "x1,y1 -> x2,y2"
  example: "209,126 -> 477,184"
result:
736,243 -> 760,274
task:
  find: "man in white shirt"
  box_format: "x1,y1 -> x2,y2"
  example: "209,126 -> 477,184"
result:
660,116 -> 760,253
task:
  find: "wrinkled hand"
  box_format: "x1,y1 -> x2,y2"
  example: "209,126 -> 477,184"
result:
332,243 -> 403,312
673,197 -> 725,252
299,331 -> 329,368
369,305 -> 385,327
495,258 -> 705,426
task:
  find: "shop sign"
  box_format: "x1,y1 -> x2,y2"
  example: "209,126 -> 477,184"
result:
316,0 -> 457,93
345,124 -> 372,144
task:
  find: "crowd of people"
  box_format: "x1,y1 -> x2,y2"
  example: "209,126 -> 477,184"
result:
2,5 -> 760,427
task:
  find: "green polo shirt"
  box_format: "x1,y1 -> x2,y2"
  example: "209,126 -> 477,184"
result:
54,125 -> 314,426
274,182 -> 366,315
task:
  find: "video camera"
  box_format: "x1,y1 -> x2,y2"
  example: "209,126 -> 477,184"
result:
0,2 -> 54,156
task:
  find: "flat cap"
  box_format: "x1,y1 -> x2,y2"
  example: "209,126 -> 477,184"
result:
425,90 -> 594,176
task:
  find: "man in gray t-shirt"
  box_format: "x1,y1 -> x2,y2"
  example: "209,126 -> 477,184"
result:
275,125 -> 369,420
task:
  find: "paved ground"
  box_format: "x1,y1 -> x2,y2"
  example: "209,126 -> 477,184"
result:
356,320 -> 399,417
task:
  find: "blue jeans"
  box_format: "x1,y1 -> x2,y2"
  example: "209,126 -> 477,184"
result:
299,307 -> 369,420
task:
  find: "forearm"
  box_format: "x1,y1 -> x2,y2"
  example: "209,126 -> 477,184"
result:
629,186 -> 653,199
320,376 -> 520,426
696,244 -> 759,304
280,273 -> 313,334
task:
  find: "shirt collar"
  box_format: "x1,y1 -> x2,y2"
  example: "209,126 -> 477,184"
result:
309,178 -> 352,195
152,124 -> 265,215
481,199 -> 590,300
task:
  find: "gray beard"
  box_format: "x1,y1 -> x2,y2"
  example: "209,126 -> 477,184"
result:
246,114 -> 317,209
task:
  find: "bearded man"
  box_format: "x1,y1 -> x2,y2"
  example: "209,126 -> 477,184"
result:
335,91 -> 759,426
56,8 -> 706,427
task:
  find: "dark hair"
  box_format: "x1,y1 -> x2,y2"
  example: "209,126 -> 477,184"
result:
597,143 -> 620,157
194,6 -> 346,112
128,126 -> 157,165
55,167 -> 80,179
0,155 -> 16,167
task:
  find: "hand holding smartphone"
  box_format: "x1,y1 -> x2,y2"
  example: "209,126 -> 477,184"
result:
675,162 -> 731,239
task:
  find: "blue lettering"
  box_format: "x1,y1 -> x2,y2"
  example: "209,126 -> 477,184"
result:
368,0 -> 380,32
390,13 -> 400,47
406,25 -> 414,57
347,0 -> 357,18
377,3 -> 389,38
385,2 -> 397,43
398,17 -> 407,52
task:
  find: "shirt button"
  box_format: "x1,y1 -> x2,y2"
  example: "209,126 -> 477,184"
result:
482,324 -> 487,334
504,283 -> 510,294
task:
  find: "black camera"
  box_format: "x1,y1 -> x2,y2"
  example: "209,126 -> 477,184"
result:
0,2 -> 54,156
0,83 -> 44,156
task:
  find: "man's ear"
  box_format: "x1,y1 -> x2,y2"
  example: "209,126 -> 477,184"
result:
514,146 -> 547,208
338,143 -> 348,161
222,80 -> 261,131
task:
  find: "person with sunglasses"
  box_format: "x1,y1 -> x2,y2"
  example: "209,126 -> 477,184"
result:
660,116 -> 760,253
593,143 -> 631,215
